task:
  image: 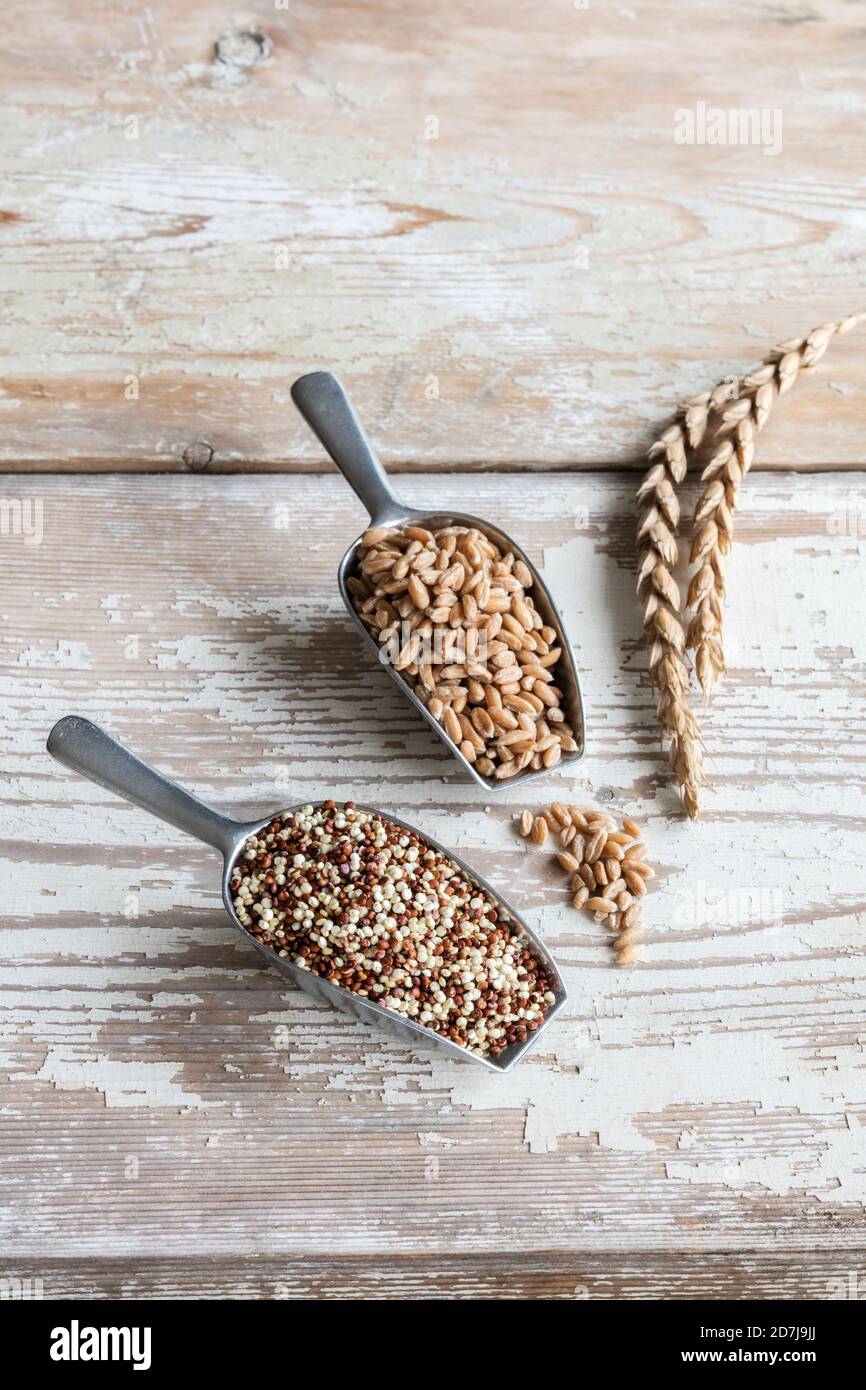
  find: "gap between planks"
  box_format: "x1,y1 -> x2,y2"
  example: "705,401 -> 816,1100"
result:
3,458 -> 866,475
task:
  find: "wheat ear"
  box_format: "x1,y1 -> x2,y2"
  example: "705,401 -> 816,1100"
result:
638,311 -> 864,817
636,419 -> 705,819
687,312 -> 866,699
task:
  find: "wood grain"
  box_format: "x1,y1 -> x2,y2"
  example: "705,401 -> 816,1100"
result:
3,0 -> 865,1298
3,1253 -> 863,1301
2,473 -> 865,1292
0,0 -> 864,470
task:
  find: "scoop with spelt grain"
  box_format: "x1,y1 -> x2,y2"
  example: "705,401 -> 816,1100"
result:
351,522 -> 577,782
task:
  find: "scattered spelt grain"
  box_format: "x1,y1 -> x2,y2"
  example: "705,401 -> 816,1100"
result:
531,815 -> 549,846
518,801 -> 655,966
555,850 -> 581,873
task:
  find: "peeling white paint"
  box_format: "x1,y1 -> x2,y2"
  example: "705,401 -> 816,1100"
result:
16,641 -> 92,669
36,1049 -> 217,1109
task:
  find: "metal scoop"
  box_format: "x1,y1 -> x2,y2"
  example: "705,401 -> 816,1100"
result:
291,372 -> 586,791
46,716 -> 567,1073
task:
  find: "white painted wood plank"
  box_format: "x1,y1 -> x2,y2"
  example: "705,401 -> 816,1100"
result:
1,472 -> 864,1257
0,0 -> 864,468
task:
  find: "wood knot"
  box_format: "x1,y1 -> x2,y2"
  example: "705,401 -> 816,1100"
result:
182,441 -> 214,471
214,30 -> 271,70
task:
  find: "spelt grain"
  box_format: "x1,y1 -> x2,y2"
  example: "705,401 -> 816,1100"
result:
584,828 -> 607,864
622,864 -> 648,896
586,896 -> 616,914
555,851 -> 581,873
622,903 -> 642,930
531,815 -> 549,846
605,831 -> 632,847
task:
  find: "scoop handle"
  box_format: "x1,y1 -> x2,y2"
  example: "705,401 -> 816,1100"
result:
291,371 -> 408,527
47,716 -> 240,857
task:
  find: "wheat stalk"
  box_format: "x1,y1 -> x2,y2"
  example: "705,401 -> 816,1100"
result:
636,416 -> 707,819
638,311 -> 865,818
686,312 -> 866,699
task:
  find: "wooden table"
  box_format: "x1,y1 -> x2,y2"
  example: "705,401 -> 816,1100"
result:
1,1 -> 864,1300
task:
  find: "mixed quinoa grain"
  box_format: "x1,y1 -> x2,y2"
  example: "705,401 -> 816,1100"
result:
231,801 -> 558,1058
